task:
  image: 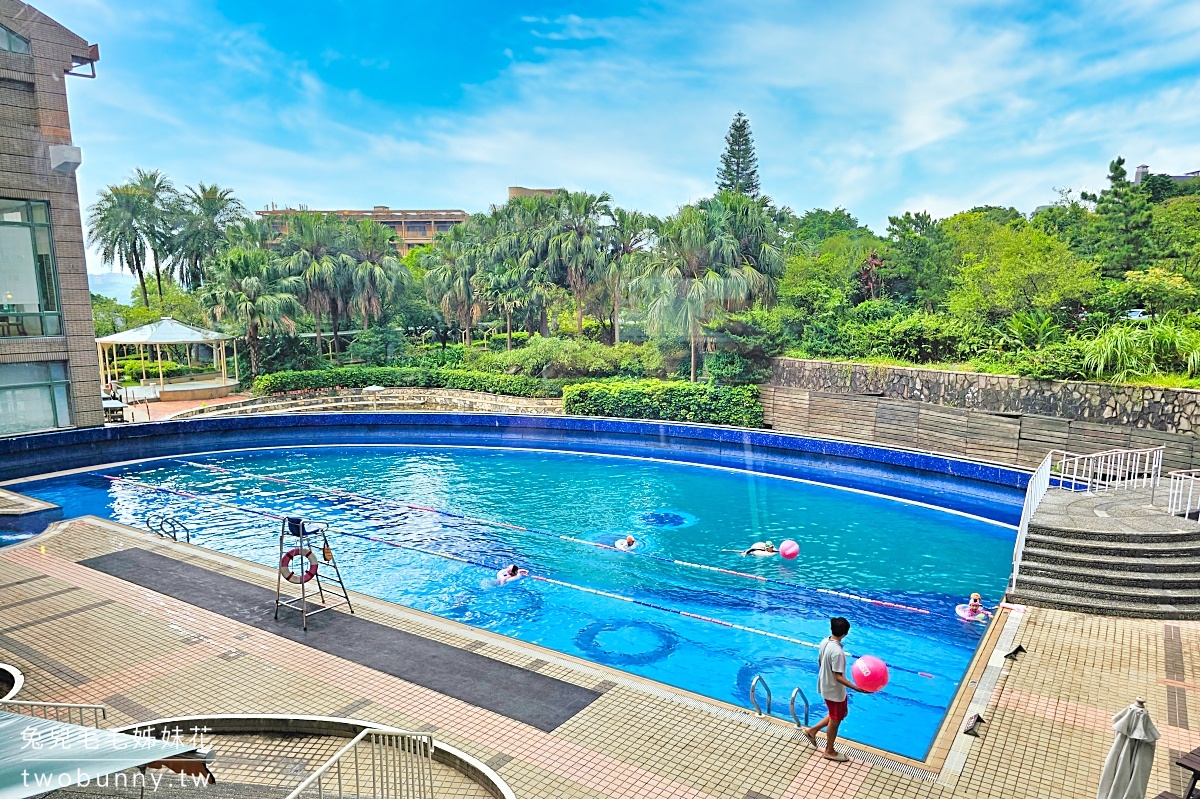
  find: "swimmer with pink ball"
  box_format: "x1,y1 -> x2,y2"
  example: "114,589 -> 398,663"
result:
779,539 -> 800,560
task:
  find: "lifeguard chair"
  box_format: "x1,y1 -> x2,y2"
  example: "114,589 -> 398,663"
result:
274,516 -> 353,630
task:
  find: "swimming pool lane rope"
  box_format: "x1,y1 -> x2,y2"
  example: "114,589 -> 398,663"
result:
105,473 -> 937,678
178,460 -> 932,616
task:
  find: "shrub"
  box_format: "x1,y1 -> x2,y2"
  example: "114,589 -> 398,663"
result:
115,359 -> 207,380
466,336 -> 664,379
251,366 -> 561,398
347,326 -> 408,366
562,379 -> 763,427
486,331 -> 531,351
974,340 -> 1091,381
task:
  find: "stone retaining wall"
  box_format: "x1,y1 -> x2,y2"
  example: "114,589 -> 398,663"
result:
171,387 -> 563,419
769,357 -> 1200,433
763,359 -> 1200,470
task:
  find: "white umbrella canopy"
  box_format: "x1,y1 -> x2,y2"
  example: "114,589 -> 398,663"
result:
1097,699 -> 1160,799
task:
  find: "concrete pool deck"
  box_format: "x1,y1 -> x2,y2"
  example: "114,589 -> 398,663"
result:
1,517 -> 1197,798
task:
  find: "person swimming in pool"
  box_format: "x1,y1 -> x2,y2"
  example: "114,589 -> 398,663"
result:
962,592 -> 992,620
743,541 -> 777,557
497,564 -> 528,585
615,535 -> 637,551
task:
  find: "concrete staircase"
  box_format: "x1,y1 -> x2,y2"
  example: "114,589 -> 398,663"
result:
1008,487 -> 1200,619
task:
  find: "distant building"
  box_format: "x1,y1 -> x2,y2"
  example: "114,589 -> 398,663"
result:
256,205 -> 468,254
0,1 -> 102,437
1132,164 -> 1200,184
508,186 -> 561,200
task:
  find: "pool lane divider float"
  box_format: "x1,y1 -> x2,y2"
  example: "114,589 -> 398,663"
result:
103,472 -> 935,680
177,460 -> 931,616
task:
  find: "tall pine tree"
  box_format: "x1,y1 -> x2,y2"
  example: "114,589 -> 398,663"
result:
1088,156 -> 1153,277
716,112 -> 760,197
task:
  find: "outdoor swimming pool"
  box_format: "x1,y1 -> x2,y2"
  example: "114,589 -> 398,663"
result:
10,442 -> 1018,759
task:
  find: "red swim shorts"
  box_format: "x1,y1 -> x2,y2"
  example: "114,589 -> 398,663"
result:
827,698 -> 849,721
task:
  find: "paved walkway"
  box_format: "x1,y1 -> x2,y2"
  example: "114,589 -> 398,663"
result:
114,393 -> 251,424
1,517 -> 1198,798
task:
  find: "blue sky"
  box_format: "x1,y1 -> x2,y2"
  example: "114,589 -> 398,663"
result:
34,0 -> 1200,272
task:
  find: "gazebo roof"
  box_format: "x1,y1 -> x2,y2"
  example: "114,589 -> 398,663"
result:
96,317 -> 232,345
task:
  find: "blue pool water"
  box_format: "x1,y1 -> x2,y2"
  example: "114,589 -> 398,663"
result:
10,445 -> 1017,759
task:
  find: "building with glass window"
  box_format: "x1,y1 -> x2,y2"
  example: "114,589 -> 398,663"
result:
0,2 -> 101,436
256,206 -> 468,254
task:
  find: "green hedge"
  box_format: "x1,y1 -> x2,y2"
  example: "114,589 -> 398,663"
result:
251,366 -> 562,398
562,379 -> 763,427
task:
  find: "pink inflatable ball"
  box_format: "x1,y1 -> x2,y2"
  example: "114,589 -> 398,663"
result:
851,655 -> 889,693
779,540 -> 800,560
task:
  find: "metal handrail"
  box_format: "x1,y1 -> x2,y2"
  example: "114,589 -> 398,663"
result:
0,699 -> 107,728
749,675 -> 771,717
789,686 -> 810,728
1167,469 -> 1200,518
146,513 -> 190,543
1009,451 -> 1054,594
285,727 -> 435,799
1053,445 -> 1163,494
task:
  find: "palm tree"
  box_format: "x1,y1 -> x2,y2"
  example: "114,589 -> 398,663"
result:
474,257 -> 529,350
88,184 -> 151,306
603,208 -> 655,344
225,217 -> 276,252
129,169 -> 178,301
423,217 -> 486,344
174,183 -> 246,288
635,195 -> 778,381
546,191 -> 612,335
201,248 -> 303,376
344,219 -> 411,330
280,212 -> 349,357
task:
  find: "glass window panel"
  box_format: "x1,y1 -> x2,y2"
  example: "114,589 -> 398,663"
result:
30,202 -> 48,224
0,200 -> 28,223
0,225 -> 39,311
48,362 -> 67,381
0,31 -> 9,52
9,34 -> 29,55
0,362 -> 51,386
52,384 -> 71,427
0,385 -> 56,435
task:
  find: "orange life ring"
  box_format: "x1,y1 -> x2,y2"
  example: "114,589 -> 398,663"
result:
280,547 -> 319,584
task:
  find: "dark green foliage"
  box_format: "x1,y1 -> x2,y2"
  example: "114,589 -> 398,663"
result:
1091,157 -> 1154,277
487,331 -> 531,351
716,112 -> 760,197
347,326 -> 408,365
1139,174 -> 1200,204
703,311 -> 791,384
853,312 -> 978,363
881,211 -> 952,306
252,366 -> 563,398
256,334 -> 328,374
977,340 -> 1091,380
1031,198 -> 1103,260
563,380 -> 763,427
787,208 -> 867,244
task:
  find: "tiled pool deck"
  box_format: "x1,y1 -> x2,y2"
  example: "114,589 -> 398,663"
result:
2,516 -> 1197,799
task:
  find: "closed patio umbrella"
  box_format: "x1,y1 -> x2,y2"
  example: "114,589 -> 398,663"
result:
1097,698 -> 1160,799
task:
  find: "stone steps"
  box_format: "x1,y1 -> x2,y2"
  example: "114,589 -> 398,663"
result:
1023,531 -> 1200,558
1020,546 -> 1200,572
1027,522 -> 1200,545
1015,572 -> 1200,603
1007,587 -> 1200,620
1019,560 -> 1200,589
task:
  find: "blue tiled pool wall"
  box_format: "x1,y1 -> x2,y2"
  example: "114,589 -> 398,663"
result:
0,413 -> 1028,525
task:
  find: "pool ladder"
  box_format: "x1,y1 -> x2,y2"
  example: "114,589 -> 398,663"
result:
145,512 -> 190,543
749,675 -> 810,727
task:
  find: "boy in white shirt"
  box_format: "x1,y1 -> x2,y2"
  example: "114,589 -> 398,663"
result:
803,616 -> 865,761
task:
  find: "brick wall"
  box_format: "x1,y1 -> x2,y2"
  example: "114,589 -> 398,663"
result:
0,1 -> 101,428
